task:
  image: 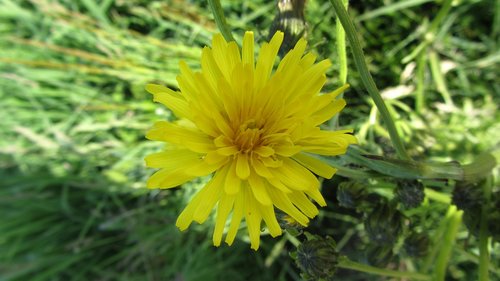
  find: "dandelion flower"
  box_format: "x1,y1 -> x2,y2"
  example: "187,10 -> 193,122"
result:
145,31 -> 357,250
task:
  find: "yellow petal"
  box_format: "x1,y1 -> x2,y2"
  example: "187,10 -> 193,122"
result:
244,186 -> 262,250
185,159 -> 224,177
274,144 -> 302,157
225,191 -> 245,245
177,60 -> 199,102
298,131 -> 358,156
248,172 -> 272,206
213,194 -> 235,246
260,205 -> 282,237
224,161 -> 241,194
242,31 -> 254,67
146,167 -> 195,189
176,183 -> 211,230
145,84 -> 190,119
267,177 -> 292,193
292,152 -> 337,179
310,99 -> 346,126
254,146 -> 275,157
201,47 -> 224,91
274,158 -> 319,191
144,149 -> 200,169
193,169 -> 225,223
145,121 -> 215,153
235,153 -> 250,179
304,186 -> 327,207
251,157 -> 274,179
216,146 -> 239,156
276,37 -> 307,73
254,31 -> 283,90
268,188 -> 309,226
288,191 -> 319,218
211,34 -> 241,81
299,52 -> 317,69
204,151 -> 228,165
260,156 -> 283,168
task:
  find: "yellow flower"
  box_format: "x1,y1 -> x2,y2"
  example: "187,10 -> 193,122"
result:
145,31 -> 357,250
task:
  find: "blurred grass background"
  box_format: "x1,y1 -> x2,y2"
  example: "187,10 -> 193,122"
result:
0,0 -> 498,280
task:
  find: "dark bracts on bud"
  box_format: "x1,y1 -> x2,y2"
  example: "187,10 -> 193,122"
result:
453,181 -> 500,242
452,181 -> 483,237
292,234 -> 339,281
395,179 -> 425,209
452,181 -> 483,212
364,203 -> 403,246
335,180 -> 385,212
336,180 -> 367,209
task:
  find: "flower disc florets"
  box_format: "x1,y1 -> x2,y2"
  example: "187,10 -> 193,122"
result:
145,31 -> 357,250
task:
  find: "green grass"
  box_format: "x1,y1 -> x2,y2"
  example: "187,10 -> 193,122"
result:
1,0 -> 499,280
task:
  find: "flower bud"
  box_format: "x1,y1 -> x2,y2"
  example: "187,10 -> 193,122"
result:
453,183 -> 500,242
395,179 -> 425,209
452,181 -> 483,212
292,234 -> 339,281
336,180 -> 367,209
364,203 -> 403,246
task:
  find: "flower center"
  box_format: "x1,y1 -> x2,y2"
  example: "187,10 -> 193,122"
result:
235,119 -> 264,153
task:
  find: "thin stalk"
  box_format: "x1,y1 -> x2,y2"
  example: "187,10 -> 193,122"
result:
428,50 -> 454,107
320,156 -> 381,179
338,257 -> 431,280
330,0 -> 348,128
415,52 -> 426,113
434,206 -> 463,281
345,146 -> 464,180
479,176 -> 492,281
328,0 -> 410,160
208,0 -> 235,42
336,0 -> 348,85
424,188 -> 451,204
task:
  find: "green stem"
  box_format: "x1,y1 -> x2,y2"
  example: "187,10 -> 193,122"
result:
424,188 -> 451,204
344,146 -> 498,182
434,206 -> 463,281
320,156 -> 380,179
479,176 -> 492,281
415,52 -> 426,113
336,0 -> 348,85
330,0 -> 348,129
338,257 -> 431,280
429,50 -> 454,107
328,0 -> 410,160
207,0 -> 235,42
345,146 -> 463,180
